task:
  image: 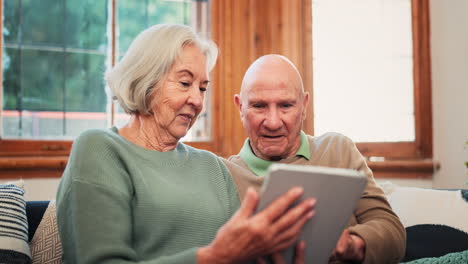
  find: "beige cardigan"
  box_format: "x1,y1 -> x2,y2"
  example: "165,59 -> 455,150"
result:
223,132 -> 406,264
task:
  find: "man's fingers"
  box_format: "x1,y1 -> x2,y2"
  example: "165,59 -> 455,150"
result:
336,230 -> 350,254
271,253 -> 286,264
294,241 -> 306,264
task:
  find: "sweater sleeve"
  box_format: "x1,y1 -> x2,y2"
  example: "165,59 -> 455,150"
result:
56,131 -> 199,264
343,137 -> 406,264
217,158 -> 242,216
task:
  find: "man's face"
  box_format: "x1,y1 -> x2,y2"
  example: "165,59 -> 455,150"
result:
236,65 -> 308,161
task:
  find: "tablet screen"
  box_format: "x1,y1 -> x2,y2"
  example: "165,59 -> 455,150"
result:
256,164 -> 367,264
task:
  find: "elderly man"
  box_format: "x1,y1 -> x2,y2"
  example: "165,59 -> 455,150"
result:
224,54 -> 406,263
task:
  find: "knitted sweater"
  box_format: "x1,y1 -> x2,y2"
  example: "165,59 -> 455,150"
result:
56,127 -> 240,264
224,132 -> 406,264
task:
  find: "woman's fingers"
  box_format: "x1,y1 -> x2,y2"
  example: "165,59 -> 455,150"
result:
255,187 -> 304,222
233,187 -> 260,220
268,209 -> 315,252
274,198 -> 316,233
212,187 -> 314,262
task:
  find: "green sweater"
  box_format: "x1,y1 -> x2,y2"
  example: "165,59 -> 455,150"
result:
56,127 -> 240,264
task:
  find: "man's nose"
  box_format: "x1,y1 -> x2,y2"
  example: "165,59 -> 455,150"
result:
263,108 -> 282,130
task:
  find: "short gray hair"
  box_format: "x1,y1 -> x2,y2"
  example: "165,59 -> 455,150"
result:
106,24 -> 218,115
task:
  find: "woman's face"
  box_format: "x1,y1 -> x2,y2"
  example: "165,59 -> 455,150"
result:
150,45 -> 209,140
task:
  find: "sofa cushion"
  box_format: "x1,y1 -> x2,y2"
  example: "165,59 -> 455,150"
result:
0,182 -> 31,263
26,201 -> 50,242
30,200 -> 63,264
405,224 -> 468,261
381,183 -> 468,262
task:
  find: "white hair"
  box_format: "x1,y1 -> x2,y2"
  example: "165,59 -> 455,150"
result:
106,24 -> 218,115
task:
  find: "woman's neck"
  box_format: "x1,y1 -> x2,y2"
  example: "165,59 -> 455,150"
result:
119,114 -> 179,152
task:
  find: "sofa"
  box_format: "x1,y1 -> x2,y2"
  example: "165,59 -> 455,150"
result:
2,183 -> 468,263
0,183 -> 62,264
381,184 -> 468,263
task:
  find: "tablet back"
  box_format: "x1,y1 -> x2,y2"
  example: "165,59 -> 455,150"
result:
257,164 -> 367,264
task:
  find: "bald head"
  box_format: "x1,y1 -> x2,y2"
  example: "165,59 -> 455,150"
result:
240,54 -> 304,99
235,54 -> 309,161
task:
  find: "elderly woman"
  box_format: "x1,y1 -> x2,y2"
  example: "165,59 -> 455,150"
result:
56,24 -> 315,264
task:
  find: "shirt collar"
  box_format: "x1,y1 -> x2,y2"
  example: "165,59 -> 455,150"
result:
240,131 -> 310,176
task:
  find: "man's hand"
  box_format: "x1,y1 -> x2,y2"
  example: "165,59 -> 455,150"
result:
257,241 -> 306,264
330,229 -> 366,263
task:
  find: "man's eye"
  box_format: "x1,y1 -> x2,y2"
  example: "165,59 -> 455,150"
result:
200,87 -> 207,92
180,82 -> 191,87
282,103 -> 293,108
252,104 -> 265,108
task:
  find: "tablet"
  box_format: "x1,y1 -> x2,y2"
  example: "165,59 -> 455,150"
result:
256,164 -> 367,264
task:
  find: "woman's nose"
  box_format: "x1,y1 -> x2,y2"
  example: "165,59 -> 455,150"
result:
188,87 -> 203,109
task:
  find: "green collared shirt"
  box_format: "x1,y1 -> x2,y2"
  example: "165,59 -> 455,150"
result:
239,131 -> 311,176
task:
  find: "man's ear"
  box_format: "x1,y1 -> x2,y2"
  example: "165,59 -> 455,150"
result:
234,94 -> 243,114
302,92 -> 310,121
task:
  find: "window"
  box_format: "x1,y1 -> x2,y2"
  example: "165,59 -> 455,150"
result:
312,0 -> 432,161
1,0 -> 211,157
1,0 -> 434,178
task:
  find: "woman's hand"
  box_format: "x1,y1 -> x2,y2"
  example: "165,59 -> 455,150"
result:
256,241 -> 306,264
329,229 -> 366,263
198,187 -> 315,264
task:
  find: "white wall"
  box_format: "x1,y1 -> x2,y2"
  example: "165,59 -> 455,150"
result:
1,178 -> 60,201
430,0 -> 468,189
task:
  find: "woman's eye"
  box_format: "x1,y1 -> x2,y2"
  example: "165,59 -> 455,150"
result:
180,82 -> 191,87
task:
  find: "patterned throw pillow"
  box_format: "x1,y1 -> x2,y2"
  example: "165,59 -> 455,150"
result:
30,201 -> 63,264
0,183 -> 32,264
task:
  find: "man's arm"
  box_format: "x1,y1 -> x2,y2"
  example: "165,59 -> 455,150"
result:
345,137 -> 406,264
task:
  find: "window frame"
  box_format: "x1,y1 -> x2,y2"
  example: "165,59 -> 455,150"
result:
354,0 -> 433,161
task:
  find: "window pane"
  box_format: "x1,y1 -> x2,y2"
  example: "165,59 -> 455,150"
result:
312,0 -> 415,142
64,52 -> 108,138
117,0 -> 192,55
2,0 -> 210,141
66,0 -> 108,50
21,49 -> 65,112
21,0 -> 65,47
2,0 -> 108,139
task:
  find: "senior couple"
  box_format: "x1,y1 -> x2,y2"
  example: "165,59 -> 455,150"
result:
56,24 -> 405,264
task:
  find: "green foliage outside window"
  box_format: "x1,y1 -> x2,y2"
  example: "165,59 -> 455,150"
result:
2,0 -> 191,113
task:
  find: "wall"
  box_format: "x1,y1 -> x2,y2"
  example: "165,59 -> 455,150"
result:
1,178 -> 60,201
430,0 -> 468,189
